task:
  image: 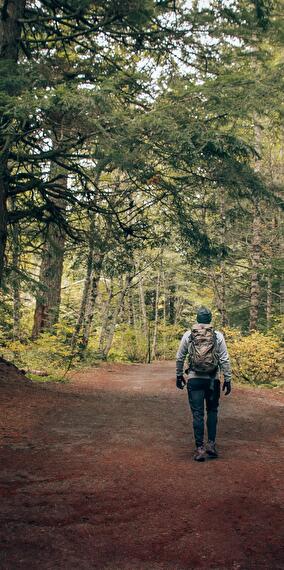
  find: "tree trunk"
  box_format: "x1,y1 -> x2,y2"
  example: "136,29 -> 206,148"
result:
266,215 -> 277,330
11,212 -> 21,339
32,171 -> 67,338
0,160 -> 8,287
219,268 -> 228,327
167,282 -> 176,324
266,272 -> 272,329
70,216 -> 96,351
138,277 -> 148,337
0,0 -> 26,60
132,289 -> 137,329
127,286 -> 135,326
80,253 -> 104,350
70,166 -> 107,350
100,275 -> 131,359
220,193 -> 228,326
174,296 -> 185,325
249,120 -> 263,332
151,270 -> 161,360
99,279 -> 114,353
214,191 -> 228,327
0,0 -> 26,286
147,319 -> 151,364
162,271 -> 167,359
249,202 -> 261,331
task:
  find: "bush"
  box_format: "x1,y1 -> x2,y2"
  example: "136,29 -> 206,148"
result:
0,323 -> 76,376
153,323 -> 184,360
224,328 -> 283,387
109,323 -> 185,362
109,325 -> 148,362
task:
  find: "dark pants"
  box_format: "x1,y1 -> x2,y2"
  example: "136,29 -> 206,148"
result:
187,378 -> 220,448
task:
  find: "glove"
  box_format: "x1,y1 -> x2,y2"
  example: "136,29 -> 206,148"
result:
222,381 -> 231,395
176,375 -> 186,390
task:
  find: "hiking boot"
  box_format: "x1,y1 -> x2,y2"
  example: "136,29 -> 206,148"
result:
194,446 -> 206,462
206,441 -> 218,458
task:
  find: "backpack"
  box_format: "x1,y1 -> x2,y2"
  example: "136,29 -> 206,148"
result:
188,323 -> 219,374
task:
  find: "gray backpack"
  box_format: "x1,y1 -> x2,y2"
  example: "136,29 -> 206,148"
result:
188,323 -> 218,374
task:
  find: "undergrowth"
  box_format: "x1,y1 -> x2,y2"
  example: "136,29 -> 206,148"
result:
1,323 -> 283,388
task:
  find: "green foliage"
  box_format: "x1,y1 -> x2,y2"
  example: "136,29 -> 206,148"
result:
1,324 -> 75,376
224,328 -> 283,387
269,316 -> 284,340
26,373 -> 67,384
1,0 -> 283,391
108,323 -> 184,362
0,294 -> 13,343
150,324 -> 185,360
109,325 -> 148,362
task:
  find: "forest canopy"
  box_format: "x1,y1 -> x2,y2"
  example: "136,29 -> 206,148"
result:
0,0 -> 283,383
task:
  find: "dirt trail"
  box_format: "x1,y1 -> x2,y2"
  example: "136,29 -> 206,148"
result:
0,360 -> 283,570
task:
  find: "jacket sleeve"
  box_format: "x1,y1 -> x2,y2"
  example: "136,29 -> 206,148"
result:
176,331 -> 190,376
217,332 -> 232,383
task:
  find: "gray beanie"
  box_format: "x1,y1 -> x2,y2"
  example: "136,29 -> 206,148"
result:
196,306 -> 212,324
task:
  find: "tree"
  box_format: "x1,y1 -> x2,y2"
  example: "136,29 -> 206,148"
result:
1,0 -> 283,367
0,0 -> 26,285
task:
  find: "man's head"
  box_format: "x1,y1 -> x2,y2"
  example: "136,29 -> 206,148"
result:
196,306 -> 212,324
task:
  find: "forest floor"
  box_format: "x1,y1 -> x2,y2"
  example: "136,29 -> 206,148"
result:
0,360 -> 283,570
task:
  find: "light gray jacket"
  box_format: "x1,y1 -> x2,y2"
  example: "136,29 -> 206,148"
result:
176,329 -> 232,382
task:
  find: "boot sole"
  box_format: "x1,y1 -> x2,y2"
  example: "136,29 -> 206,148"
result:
206,451 -> 218,458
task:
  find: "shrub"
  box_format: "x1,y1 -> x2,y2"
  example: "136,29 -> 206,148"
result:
154,323 -> 184,360
1,323 -> 76,376
224,328 -> 283,387
109,325 -> 148,362
109,323 -> 185,362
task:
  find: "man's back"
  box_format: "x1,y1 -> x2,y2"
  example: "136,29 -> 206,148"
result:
176,327 -> 232,381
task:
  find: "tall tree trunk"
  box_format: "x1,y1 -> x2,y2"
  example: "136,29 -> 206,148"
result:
127,286 -> 135,326
219,269 -> 228,327
131,289 -> 137,329
0,159 -> 8,287
100,275 -> 131,359
249,201 -> 261,331
220,193 -> 228,326
0,0 -> 26,286
266,215 -> 277,330
215,191 -> 228,327
0,0 -> 25,60
162,271 -> 167,359
151,270 -> 161,360
249,120 -> 262,332
167,282 -> 176,324
280,276 -> 284,319
11,213 -> 21,339
266,271 -> 272,329
174,296 -> 185,325
99,279 -> 114,353
32,171 -> 67,338
70,165 -> 107,350
80,253 -> 104,351
138,277 -> 148,337
71,217 -> 96,351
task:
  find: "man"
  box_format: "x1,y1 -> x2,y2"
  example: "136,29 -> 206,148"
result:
176,306 -> 232,461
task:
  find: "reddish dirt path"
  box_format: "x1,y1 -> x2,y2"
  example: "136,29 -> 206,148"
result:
0,360 -> 284,570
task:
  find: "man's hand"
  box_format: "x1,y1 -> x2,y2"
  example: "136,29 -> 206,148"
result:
222,381 -> 231,395
176,375 -> 186,390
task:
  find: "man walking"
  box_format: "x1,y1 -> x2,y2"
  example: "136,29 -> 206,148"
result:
176,307 -> 232,461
